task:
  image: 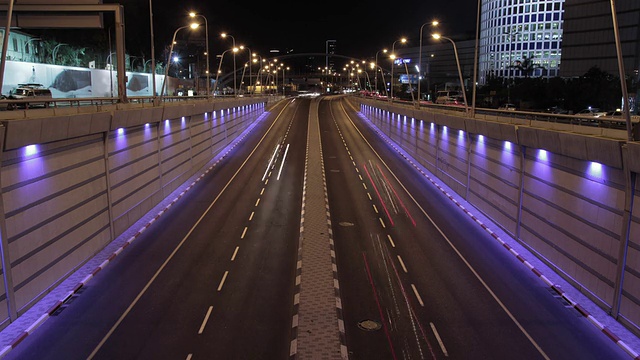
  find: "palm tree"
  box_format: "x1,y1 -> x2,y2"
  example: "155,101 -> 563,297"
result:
511,55 -> 545,78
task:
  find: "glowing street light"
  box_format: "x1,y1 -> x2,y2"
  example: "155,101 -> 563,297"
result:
160,23 -> 199,102
189,11 -> 210,96
221,33 -> 237,96
432,33 -> 468,112
390,37 -> 406,102
417,20 -> 438,106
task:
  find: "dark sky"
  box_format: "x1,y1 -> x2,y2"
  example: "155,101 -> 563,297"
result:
106,0 -> 477,61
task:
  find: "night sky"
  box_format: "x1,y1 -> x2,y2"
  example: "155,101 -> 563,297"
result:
105,0 -> 478,61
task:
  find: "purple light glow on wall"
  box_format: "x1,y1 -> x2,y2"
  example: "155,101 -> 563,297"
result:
458,130 -> 464,140
538,149 -> 548,161
588,162 -> 603,177
23,144 -> 38,157
504,141 -> 512,151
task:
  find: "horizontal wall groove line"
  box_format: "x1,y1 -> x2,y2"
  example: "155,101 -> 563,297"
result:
110,163 -> 159,191
13,222 -> 111,292
111,176 -> 159,208
2,136 -> 102,167
7,190 -> 108,244
109,150 -> 158,174
522,205 -> 618,264
2,155 -> 103,194
520,221 -> 615,288
4,173 -> 106,218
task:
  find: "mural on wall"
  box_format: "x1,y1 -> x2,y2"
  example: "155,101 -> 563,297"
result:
1,60 -> 169,98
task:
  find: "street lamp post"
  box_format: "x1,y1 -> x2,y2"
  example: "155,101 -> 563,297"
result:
390,38 -> 406,102
149,0 -> 156,98
214,48 -> 234,95
221,33 -> 237,96
375,49 -> 387,95
238,46 -> 253,95
52,43 -> 68,64
22,38 -> 41,62
160,23 -> 199,102
433,34 -> 468,112
189,12 -> 209,97
418,21 -> 438,107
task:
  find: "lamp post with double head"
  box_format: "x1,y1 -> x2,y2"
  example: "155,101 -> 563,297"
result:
189,11 -> 209,97
432,34 -> 468,112
389,38 -> 406,102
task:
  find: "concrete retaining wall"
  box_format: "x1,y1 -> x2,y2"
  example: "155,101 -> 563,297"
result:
0,97 -> 267,327
353,97 -> 640,336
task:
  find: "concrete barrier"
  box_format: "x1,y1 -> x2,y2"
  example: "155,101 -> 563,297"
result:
0,97 -> 267,326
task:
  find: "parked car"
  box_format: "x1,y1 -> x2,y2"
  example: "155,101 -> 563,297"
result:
435,90 -> 462,105
7,83 -> 53,110
574,108 -> 607,117
498,103 -> 517,111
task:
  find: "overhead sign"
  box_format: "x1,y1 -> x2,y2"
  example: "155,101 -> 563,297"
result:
0,1 -> 104,28
399,74 -> 419,84
394,58 -> 411,65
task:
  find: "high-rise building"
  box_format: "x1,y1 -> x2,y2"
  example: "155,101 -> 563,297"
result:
560,0 -> 640,78
478,0 -> 564,84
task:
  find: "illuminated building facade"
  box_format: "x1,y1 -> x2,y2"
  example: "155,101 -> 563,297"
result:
478,0 -> 564,84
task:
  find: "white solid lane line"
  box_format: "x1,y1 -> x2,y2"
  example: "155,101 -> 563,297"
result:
277,144 -> 290,180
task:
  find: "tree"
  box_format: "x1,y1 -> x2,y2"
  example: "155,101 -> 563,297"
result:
511,56 -> 545,78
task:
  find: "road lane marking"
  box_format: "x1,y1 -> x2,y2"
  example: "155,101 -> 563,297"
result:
277,143 -> 290,180
241,227 -> 248,239
340,102 -> 551,360
249,212 -> 254,221
397,255 -> 408,273
186,354 -> 193,360
86,100 -> 293,360
218,271 -> 229,291
373,204 -> 378,213
231,246 -> 239,261
379,218 -> 386,228
260,188 -> 265,195
255,198 -> 260,206
198,306 -> 213,334
411,284 -> 424,307
430,322 -> 448,357
387,234 -> 396,248
262,144 -> 280,181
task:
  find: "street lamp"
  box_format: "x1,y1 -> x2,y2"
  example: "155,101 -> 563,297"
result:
418,20 -> 438,106
189,11 -> 210,97
375,49 -> 387,96
221,33 -> 237,96
160,23 -> 199,102
23,38 -> 41,62
52,43 -> 68,64
432,34 -> 468,112
214,48 -> 234,95
390,37 -> 406,102
149,0 -> 156,98
238,45 -> 253,95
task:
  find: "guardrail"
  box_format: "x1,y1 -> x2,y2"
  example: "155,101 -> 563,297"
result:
362,95 -> 639,131
0,94 -> 268,110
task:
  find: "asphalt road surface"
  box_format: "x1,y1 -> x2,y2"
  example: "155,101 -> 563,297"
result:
3,96 -> 630,360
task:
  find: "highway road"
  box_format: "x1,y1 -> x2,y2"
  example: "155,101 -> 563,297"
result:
3,96 -> 630,360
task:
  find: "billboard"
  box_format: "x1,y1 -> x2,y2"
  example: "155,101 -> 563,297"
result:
0,1 -> 104,28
